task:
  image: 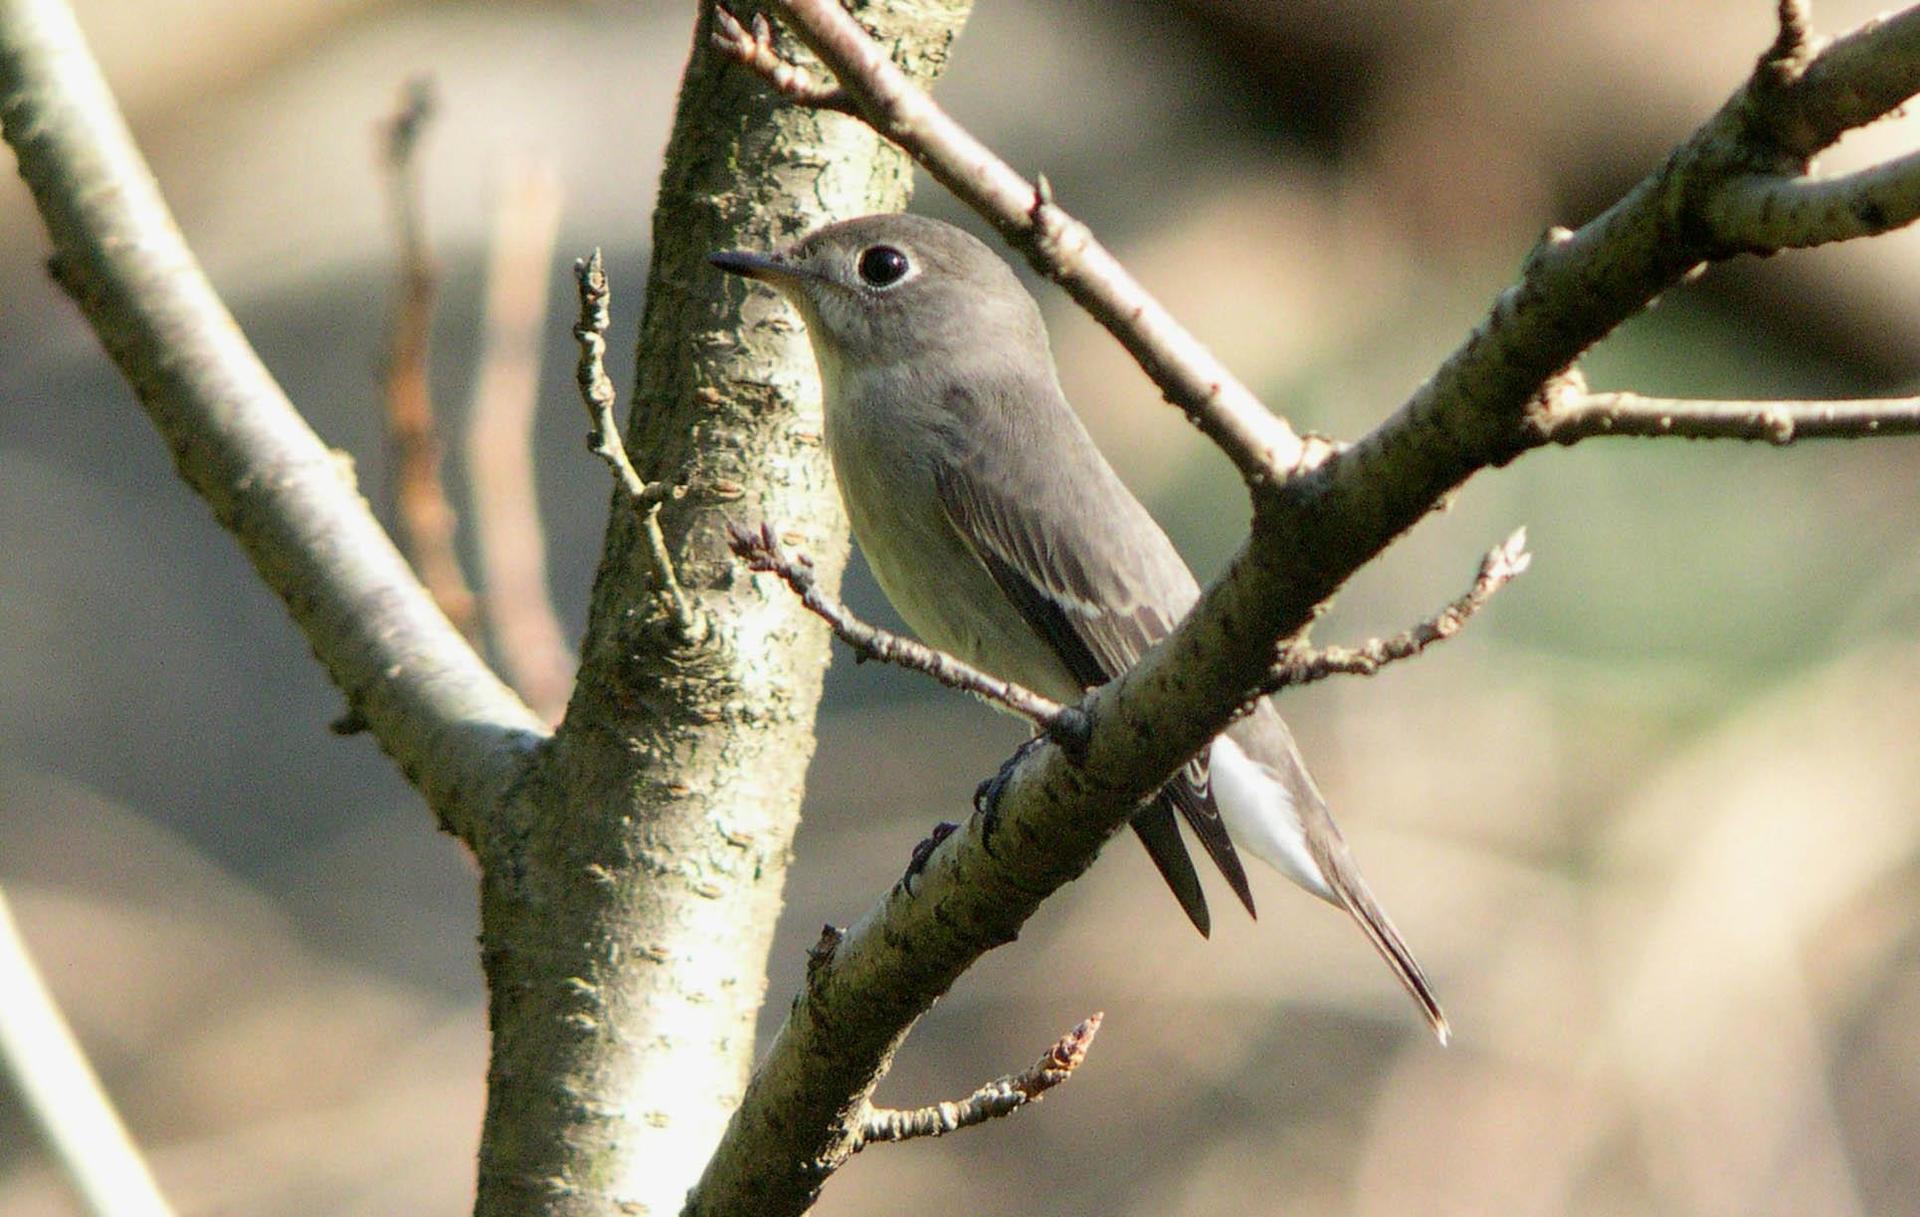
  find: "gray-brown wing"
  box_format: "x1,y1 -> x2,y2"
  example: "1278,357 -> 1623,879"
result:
934,451 -> 1256,928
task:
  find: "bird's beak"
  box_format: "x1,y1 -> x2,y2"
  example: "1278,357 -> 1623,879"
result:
709,249 -> 810,289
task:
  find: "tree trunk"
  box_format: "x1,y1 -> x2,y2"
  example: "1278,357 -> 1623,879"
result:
470,5 -> 972,1215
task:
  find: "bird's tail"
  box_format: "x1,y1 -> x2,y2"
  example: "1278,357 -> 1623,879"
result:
1321,850 -> 1450,1045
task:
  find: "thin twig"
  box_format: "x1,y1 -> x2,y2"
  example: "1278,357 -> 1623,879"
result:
711,8 -> 857,113
1266,529 -> 1530,692
466,159 -> 574,723
1534,385 -> 1920,446
856,1013 -> 1103,1149
379,75 -> 481,642
726,521 -> 1088,746
721,0 -> 1307,485
572,250 -> 702,639
0,884 -> 175,1217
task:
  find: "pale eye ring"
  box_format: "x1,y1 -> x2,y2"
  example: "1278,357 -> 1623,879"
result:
856,245 -> 911,288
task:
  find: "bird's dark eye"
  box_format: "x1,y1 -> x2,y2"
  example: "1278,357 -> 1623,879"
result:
856,245 -> 911,288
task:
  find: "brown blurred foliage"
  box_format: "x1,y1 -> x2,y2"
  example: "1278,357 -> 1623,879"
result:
2,1 -> 1918,1214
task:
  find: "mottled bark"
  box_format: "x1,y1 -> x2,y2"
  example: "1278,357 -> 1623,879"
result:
470,5 -> 971,1215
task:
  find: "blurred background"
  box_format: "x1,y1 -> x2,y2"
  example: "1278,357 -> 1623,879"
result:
3,0 -> 1919,1213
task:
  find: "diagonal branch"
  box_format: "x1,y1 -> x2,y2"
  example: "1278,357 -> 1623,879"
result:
723,0 -> 1311,485
726,521 -> 1087,743
1266,529 -> 1530,693
855,1013 -> 1103,1149
0,884 -> 175,1217
0,0 -> 546,848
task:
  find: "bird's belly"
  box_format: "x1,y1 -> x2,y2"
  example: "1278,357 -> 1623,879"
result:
832,442 -> 1081,705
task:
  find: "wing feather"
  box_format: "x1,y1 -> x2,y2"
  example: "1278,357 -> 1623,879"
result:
934,453 -> 1255,924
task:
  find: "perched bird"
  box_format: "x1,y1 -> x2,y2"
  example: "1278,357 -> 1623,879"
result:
712,214 -> 1447,1042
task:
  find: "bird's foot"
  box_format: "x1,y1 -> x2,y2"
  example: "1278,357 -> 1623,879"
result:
972,734 -> 1051,844
902,820 -> 961,893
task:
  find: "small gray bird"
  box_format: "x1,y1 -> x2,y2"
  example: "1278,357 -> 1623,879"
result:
713,213 -> 1447,1042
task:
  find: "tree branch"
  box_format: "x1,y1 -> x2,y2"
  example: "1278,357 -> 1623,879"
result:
726,521 -> 1087,743
711,7 -> 857,113
1532,385 -> 1920,445
1757,4 -> 1920,155
0,0 -> 545,847
1707,149 -> 1920,249
378,76 -> 482,644
465,158 -> 574,724
855,1012 -> 1103,1149
1266,529 -> 1530,693
571,250 -> 703,640
0,884 -> 175,1217
722,0 -> 1313,485
688,6 -> 1920,1214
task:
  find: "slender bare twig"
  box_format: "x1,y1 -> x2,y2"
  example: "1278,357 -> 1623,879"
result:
0,885 -> 175,1217
379,78 -> 481,643
0,0 -> 545,846
1534,386 -> 1920,445
855,1013 -> 1103,1149
572,251 -> 703,639
716,0 -> 1309,485
711,8 -> 856,113
726,521 -> 1088,744
466,160 -> 574,723
1267,529 -> 1530,693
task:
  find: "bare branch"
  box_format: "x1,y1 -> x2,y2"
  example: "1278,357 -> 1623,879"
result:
0,884 -> 175,1217
732,0 -> 1309,485
1762,6 -> 1920,155
0,0 -> 545,846
711,7 -> 857,113
1534,386 -> 1920,445
1266,529 -> 1530,693
572,251 -> 704,641
1707,149 -> 1920,250
466,160 -> 574,723
855,1013 -> 1103,1149
726,521 -> 1088,745
378,76 -> 482,643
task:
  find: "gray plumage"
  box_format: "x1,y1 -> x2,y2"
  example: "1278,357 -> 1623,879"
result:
712,214 -> 1447,1042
